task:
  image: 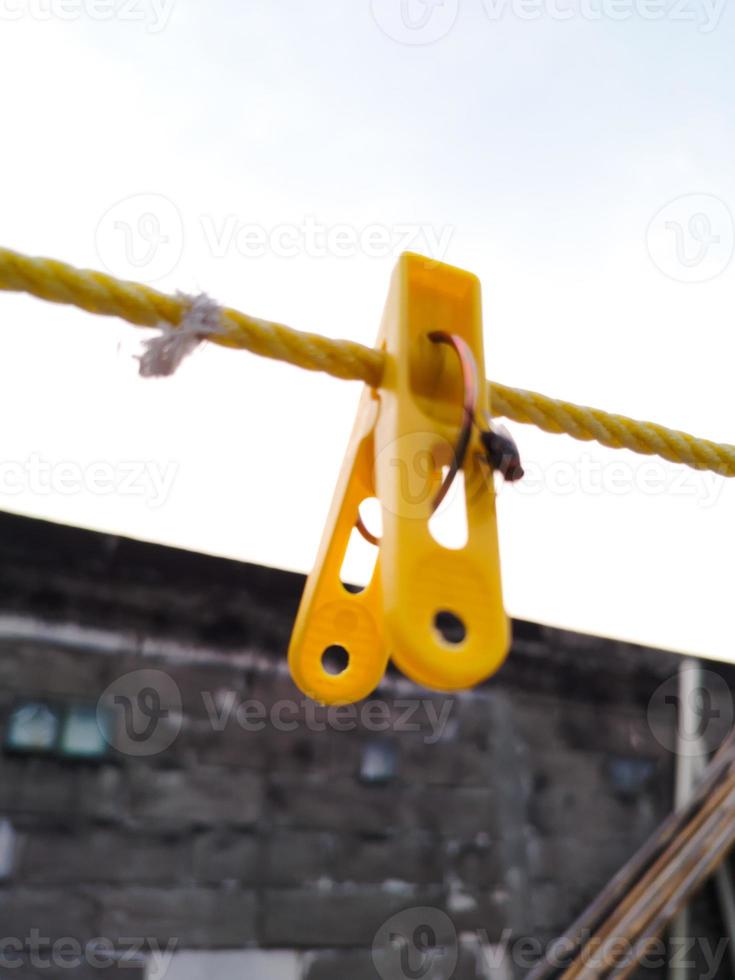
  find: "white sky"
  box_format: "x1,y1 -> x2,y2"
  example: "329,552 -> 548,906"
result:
0,0 -> 734,662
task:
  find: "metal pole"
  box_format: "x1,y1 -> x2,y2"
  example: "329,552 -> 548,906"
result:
669,658 -> 701,980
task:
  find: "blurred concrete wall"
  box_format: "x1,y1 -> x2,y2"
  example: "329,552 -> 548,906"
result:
0,512 -> 728,979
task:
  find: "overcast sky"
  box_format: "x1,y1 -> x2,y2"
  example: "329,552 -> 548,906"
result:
0,0 -> 734,662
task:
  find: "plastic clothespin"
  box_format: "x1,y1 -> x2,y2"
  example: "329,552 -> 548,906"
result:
288,252 -> 510,704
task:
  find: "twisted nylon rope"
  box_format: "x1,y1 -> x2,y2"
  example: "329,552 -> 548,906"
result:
1,246 -> 734,478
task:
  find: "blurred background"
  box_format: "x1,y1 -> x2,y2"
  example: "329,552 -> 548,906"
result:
0,2 -> 734,977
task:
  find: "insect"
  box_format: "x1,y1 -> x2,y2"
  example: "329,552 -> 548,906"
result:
480,422 -> 524,483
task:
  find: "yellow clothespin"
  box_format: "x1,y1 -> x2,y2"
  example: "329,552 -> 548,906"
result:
288,253 -> 510,704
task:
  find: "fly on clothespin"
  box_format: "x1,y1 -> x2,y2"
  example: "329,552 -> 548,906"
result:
288,253 -> 517,704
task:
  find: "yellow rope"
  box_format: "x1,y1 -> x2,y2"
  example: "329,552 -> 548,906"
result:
0,247 -> 382,385
1,246 -> 734,478
489,383 -> 735,477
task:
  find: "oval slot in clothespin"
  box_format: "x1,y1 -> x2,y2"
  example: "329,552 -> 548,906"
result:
288,390 -> 389,704
374,252 -> 509,692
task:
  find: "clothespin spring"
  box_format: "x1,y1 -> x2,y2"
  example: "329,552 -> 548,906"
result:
354,330 -> 523,547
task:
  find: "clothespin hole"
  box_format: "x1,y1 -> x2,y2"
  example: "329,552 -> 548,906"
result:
322,645 -> 350,676
433,610 -> 467,646
341,499 -> 381,593
428,470 -> 468,550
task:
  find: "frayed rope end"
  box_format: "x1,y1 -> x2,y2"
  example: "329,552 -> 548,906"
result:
137,292 -> 224,378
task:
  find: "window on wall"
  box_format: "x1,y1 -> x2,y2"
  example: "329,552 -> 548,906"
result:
359,738 -> 399,784
3,699 -> 112,761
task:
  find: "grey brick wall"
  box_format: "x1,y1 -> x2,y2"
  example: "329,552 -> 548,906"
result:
0,512 -> 729,979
